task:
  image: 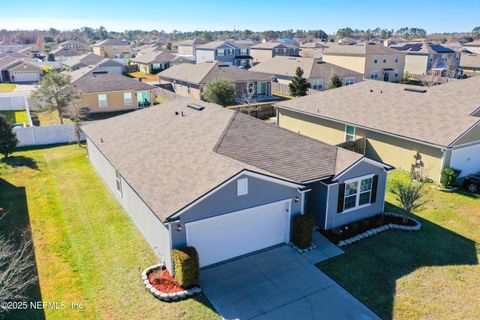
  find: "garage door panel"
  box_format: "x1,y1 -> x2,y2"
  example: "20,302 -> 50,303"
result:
450,144 -> 480,176
186,200 -> 290,267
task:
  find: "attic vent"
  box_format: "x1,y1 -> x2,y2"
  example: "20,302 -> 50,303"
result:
404,87 -> 427,93
187,103 -> 205,111
92,71 -> 108,77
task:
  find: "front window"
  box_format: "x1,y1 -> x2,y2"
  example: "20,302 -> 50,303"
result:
441,54 -> 448,62
216,49 -> 225,56
394,55 -> 399,63
345,125 -> 356,142
373,55 -> 378,64
257,82 -> 267,96
343,176 -> 373,211
382,55 -> 387,63
394,69 -> 399,78
370,70 -> 378,79
344,78 -> 354,86
98,94 -> 107,108
312,79 -> 324,91
123,92 -> 132,106
240,49 -> 249,55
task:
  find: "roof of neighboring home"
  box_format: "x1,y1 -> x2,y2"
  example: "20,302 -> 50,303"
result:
250,56 -> 362,79
63,53 -> 123,68
0,51 -> 29,59
459,53 -> 480,68
81,98 -> 366,221
275,78 -> 480,147
251,42 -> 298,50
0,56 -> 41,71
159,61 -> 271,84
463,40 -> 480,47
93,39 -> 129,47
131,51 -> 176,64
323,42 -> 401,56
390,42 -> 455,54
177,39 -> 208,46
300,42 -> 329,49
60,40 -> 87,46
68,67 -> 154,93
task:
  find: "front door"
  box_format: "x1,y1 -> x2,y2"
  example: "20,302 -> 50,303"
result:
383,72 -> 390,82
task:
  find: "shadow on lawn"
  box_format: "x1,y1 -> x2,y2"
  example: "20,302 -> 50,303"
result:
0,179 -> 45,320
317,202 -> 478,320
1,156 -> 39,170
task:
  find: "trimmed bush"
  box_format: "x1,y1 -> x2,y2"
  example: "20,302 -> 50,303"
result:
292,214 -> 315,249
172,247 -> 199,288
440,168 -> 461,189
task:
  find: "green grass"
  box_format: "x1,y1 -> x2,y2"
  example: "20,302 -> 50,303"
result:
0,83 -> 16,92
317,170 -> 480,320
0,110 -> 29,125
0,145 -> 219,320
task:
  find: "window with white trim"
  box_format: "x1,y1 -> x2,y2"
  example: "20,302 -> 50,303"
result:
216,49 -> 225,56
343,176 -> 373,211
237,178 -> 248,196
98,94 -> 108,108
115,170 -> 122,196
394,55 -> 399,63
312,79 -> 324,91
123,92 -> 132,106
344,78 -> 354,86
370,70 -> 378,79
382,55 -> 387,63
394,69 -> 399,78
345,125 -> 356,142
373,55 -> 378,63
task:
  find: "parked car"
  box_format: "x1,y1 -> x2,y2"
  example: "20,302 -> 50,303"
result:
463,173 -> 480,194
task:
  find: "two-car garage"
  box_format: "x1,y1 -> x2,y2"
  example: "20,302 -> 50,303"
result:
450,143 -> 480,177
185,200 -> 292,267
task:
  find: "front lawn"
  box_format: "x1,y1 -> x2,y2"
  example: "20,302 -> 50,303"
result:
317,171 -> 480,320
0,145 -> 219,320
0,83 -> 16,92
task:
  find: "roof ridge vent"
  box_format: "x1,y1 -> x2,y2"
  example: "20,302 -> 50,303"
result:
187,103 -> 205,111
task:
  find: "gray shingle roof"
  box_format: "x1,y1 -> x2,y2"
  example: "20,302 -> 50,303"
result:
251,42 -> 298,50
81,98 -> 363,221
275,78 -> 480,147
323,42 -> 401,56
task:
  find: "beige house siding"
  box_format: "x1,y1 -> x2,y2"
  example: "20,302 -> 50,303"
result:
93,45 -> 130,58
364,54 -> 405,82
177,45 -> 194,56
277,108 -> 444,181
322,55 -> 366,73
251,49 -> 274,64
404,55 -> 429,75
80,90 -> 152,113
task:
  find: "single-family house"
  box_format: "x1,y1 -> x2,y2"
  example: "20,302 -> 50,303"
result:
176,38 -> 208,56
459,52 -> 480,75
69,66 -> 155,113
462,40 -> 480,54
158,61 -> 274,102
250,56 -> 363,90
195,41 -> 253,67
322,42 -> 405,82
92,39 -> 131,58
390,42 -> 460,76
0,41 -> 27,53
0,56 -> 43,83
130,51 -> 176,74
62,53 -> 124,74
52,40 -> 90,57
250,42 -> 300,64
82,97 -> 392,271
274,78 -> 480,182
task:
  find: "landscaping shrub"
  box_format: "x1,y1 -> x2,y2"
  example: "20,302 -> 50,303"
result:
172,247 -> 199,288
292,214 -> 315,249
440,168 -> 461,189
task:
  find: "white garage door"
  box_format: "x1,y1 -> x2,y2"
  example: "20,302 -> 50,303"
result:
13,71 -> 40,82
186,200 -> 291,267
450,144 -> 480,177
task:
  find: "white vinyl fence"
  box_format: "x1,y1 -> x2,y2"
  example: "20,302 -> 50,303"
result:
14,124 -> 85,147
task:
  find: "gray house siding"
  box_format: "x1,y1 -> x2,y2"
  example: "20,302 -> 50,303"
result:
306,181 -> 329,228
86,138 -> 173,272
170,173 -> 303,248
324,161 -> 387,229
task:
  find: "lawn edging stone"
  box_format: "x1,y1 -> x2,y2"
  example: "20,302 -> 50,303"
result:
337,213 -> 421,247
141,263 -> 202,302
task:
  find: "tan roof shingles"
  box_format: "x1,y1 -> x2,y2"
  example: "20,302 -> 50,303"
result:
323,42 -> 401,56
276,78 -> 480,147
82,98 -> 363,221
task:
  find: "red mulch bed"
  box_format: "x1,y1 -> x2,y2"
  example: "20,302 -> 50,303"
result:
148,267 -> 185,293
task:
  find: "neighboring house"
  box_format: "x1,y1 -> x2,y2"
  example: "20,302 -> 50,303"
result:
249,56 -> 363,90
158,61 -> 274,102
0,96 -> 32,127
82,97 -> 391,271
0,56 -> 42,83
299,42 -> 330,50
52,40 -> 89,57
462,40 -> 480,54
299,42 -> 329,59
0,41 -> 27,52
68,66 -> 155,113
274,78 -> 480,182
62,53 -> 124,74
92,39 -> 131,58
390,42 -> 460,76
250,42 -> 300,64
322,42 -> 405,82
176,38 -> 208,56
195,41 -> 253,67
459,52 -> 480,74
130,51 -> 176,74
443,40 -> 473,54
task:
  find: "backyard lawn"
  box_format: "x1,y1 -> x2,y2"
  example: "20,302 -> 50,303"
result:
317,171 -> 480,320
0,145 -> 219,320
0,83 -> 16,92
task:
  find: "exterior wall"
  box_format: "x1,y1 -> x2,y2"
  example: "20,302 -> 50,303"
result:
364,53 -> 405,82
172,82 -> 202,100
80,90 -> 153,113
323,161 -> 387,229
195,49 -> 215,63
93,45 -> 131,58
322,55 -> 366,74
251,49 -> 274,64
463,46 -> 480,54
404,54 -> 429,75
177,45 -> 194,56
171,173 -> 303,248
86,138 -> 173,272
277,108 -> 444,181
196,44 -> 238,64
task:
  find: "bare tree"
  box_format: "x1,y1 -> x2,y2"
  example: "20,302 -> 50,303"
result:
240,80 -> 258,117
65,101 -> 89,146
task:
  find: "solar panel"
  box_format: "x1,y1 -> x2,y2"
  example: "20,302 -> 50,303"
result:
430,45 -> 454,53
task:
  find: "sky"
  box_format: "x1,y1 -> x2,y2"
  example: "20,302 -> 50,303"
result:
0,0 -> 479,33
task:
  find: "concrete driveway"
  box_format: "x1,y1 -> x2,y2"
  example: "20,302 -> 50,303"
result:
201,245 -> 380,320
